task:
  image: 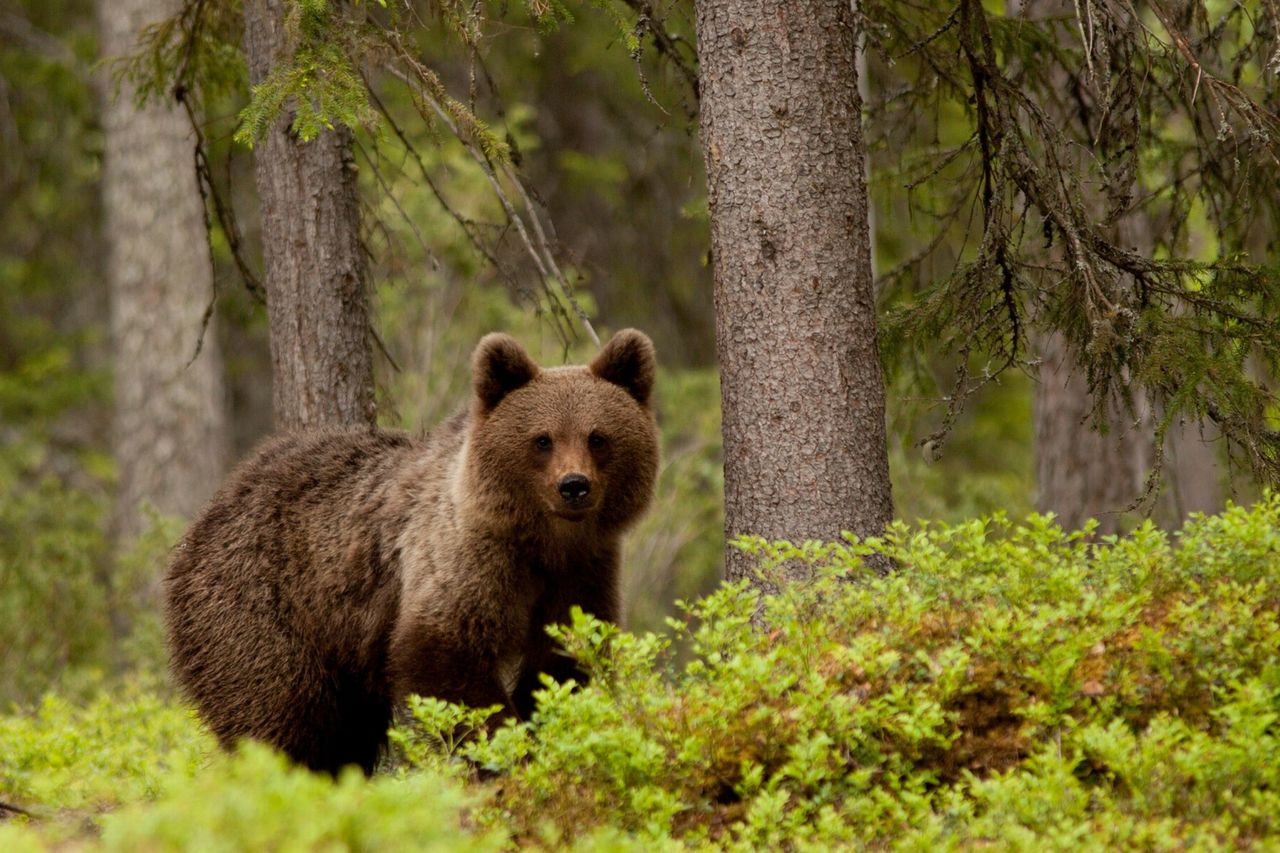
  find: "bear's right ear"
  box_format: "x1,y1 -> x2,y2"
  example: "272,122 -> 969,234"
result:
473,333 -> 538,413
590,328 -> 656,407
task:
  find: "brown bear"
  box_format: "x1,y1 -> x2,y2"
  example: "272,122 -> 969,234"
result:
164,329 -> 659,776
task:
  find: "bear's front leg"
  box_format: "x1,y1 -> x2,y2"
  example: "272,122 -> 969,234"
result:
511,571 -> 619,720
512,650 -> 589,720
387,618 -> 520,725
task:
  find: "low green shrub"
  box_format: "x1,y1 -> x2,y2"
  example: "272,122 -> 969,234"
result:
0,679 -> 210,811
97,743 -> 503,853
424,498 -> 1280,849
3,498 -> 1280,850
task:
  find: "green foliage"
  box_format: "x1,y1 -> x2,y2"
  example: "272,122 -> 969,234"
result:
98,743 -> 503,853
0,429 -> 186,707
112,0 -> 246,109
0,1 -> 105,439
0,437 -> 112,705
415,497 -> 1277,848
0,681 -> 211,810
866,0 -> 1280,488
0,723 -> 501,852
234,1 -> 377,145
389,694 -> 502,776
889,361 -> 1034,524
5,499 -> 1280,848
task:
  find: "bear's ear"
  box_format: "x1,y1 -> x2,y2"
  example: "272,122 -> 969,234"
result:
473,333 -> 538,413
590,328 -> 656,406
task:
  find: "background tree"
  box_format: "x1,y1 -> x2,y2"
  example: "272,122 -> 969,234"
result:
241,0 -> 375,429
1008,0 -> 1221,532
868,0 -> 1280,521
98,0 -> 227,544
694,0 -> 893,582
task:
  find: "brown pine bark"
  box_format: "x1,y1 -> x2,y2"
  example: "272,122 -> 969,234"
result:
98,0 -> 228,541
242,0 -> 375,430
694,1 -> 893,583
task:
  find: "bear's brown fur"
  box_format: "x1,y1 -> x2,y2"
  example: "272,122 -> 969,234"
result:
164,329 -> 659,775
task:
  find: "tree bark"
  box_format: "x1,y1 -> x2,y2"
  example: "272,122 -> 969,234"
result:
1033,333 -> 1147,535
242,0 -> 375,430
98,0 -> 228,541
1034,334 -> 1222,533
694,1 -> 893,583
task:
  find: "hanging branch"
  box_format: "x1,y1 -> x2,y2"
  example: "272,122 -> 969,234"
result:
378,34 -> 600,347
864,0 -> 1280,488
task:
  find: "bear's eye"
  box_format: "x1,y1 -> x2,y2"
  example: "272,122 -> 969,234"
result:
587,432 -> 607,450
534,434 -> 553,451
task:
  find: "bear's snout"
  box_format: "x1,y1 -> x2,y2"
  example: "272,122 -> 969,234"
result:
557,473 -> 592,503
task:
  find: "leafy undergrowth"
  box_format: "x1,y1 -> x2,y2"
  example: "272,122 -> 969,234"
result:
4,498 -> 1280,850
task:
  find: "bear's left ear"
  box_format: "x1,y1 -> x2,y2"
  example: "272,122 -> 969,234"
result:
473,333 -> 539,413
590,328 -> 656,407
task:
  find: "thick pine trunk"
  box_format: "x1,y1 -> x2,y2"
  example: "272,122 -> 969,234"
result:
99,0 -> 228,542
242,0 -> 374,430
694,1 -> 893,583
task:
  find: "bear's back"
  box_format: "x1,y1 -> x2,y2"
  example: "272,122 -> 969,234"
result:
164,426 -> 434,771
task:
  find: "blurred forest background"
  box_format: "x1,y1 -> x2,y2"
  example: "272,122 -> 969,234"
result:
2,0 -> 1275,708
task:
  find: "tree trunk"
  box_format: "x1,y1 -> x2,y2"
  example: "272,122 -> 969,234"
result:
694,1 -> 893,583
1020,0 -> 1221,531
1164,419 -> 1221,518
1033,332 -> 1148,535
242,0 -> 374,430
98,0 -> 228,542
1030,130 -> 1221,533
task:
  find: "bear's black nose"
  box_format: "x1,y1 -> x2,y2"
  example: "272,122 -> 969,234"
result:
558,474 -> 591,502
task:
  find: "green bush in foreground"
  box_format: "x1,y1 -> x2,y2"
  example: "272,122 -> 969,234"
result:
3,498 -> 1280,850
449,497 -> 1280,849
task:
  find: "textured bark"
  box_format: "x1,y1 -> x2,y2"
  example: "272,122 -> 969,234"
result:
1033,332 -> 1148,535
99,0 -> 228,541
694,1 -> 893,583
242,0 -> 374,430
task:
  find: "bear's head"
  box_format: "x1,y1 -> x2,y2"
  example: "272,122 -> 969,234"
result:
466,329 -> 660,533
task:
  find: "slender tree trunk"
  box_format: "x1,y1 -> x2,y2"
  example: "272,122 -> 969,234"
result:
694,1 -> 893,583
1033,333 -> 1148,535
1020,0 -> 1221,530
98,0 -> 228,542
242,0 -> 375,430
1035,177 -> 1152,534
1030,133 -> 1222,534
